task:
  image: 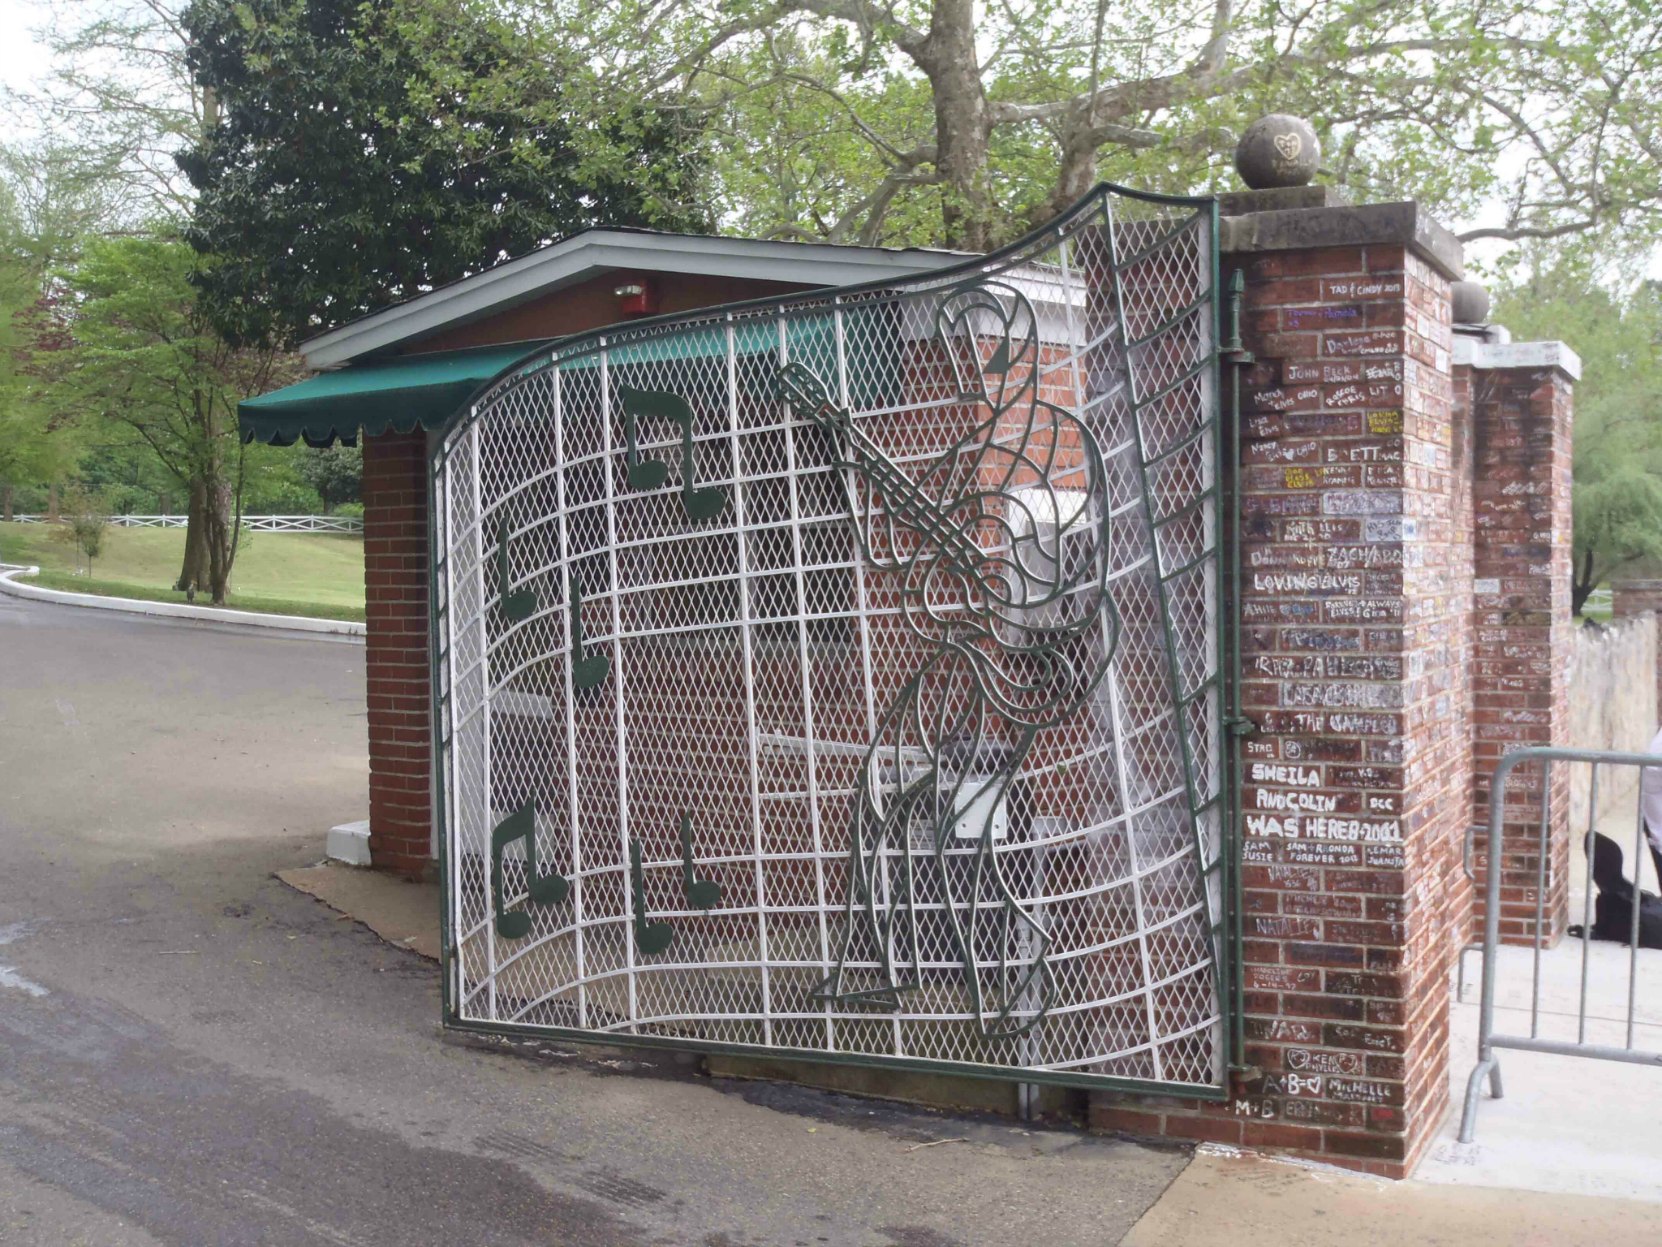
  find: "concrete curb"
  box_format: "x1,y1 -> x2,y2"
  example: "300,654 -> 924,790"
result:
0,566 -> 366,638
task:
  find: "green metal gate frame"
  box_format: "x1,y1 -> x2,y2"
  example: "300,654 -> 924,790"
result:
428,182 -> 1243,1098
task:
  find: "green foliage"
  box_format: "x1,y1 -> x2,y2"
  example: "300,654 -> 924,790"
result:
0,172 -> 70,497
1494,271 -> 1662,613
20,231 -> 296,601
48,487 -> 111,575
177,0 -> 711,348
29,235 -> 252,484
545,0 -> 1662,253
297,444 -> 362,513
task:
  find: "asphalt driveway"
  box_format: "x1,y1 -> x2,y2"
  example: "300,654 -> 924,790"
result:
0,594 -> 1185,1246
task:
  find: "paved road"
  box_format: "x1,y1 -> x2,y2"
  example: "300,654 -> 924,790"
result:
0,595 -> 1184,1246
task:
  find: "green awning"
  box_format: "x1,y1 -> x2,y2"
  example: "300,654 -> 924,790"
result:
239,342 -> 551,447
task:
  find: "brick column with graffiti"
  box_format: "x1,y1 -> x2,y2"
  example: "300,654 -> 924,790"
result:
1463,344 -> 1579,946
1092,204 -> 1475,1177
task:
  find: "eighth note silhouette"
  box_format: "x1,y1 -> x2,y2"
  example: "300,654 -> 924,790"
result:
679,812 -> 722,909
618,384 -> 672,491
568,578 -> 609,690
496,521 -> 537,622
615,385 -> 726,521
490,799 -> 568,940
629,839 -> 674,956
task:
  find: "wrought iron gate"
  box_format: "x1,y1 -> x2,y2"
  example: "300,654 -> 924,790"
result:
433,184 -> 1229,1094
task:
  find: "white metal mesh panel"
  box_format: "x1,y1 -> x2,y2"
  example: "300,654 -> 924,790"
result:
435,186 -> 1226,1090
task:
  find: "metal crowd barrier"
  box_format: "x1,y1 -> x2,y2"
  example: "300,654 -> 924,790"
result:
1460,746 -> 1662,1143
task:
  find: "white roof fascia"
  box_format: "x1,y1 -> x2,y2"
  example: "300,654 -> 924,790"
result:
300,231 -> 965,369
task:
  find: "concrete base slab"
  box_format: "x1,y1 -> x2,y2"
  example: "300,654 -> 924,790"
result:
1417,938 -> 1662,1202
1418,804 -> 1662,1201
276,863 -> 440,961
1122,1149 -> 1660,1246
325,820 -> 372,866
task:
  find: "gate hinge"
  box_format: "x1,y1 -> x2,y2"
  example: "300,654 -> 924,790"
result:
1224,716 -> 1257,738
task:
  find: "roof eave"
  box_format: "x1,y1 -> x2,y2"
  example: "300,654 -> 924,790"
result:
299,232 -> 965,370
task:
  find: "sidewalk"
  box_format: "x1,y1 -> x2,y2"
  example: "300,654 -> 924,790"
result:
1122,1147 -> 1658,1247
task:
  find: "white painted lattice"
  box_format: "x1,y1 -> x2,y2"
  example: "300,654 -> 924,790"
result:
435,186 -> 1227,1091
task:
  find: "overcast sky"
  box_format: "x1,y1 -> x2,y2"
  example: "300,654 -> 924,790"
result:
0,0 -> 49,110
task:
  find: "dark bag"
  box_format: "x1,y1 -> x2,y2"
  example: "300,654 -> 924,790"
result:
1573,832 -> 1662,949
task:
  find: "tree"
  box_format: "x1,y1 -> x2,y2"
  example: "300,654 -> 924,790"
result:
0,152 -> 89,519
298,444 -> 362,513
1494,270 -> 1662,615
3,1 -> 204,222
533,0 -> 1662,252
54,490 -> 109,577
177,0 -> 710,348
24,234 -> 293,603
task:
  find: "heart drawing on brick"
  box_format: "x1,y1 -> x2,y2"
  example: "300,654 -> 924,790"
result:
1273,132 -> 1303,160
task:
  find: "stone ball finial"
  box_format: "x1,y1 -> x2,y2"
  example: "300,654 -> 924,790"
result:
1235,115 -> 1320,189
1452,279 -> 1491,325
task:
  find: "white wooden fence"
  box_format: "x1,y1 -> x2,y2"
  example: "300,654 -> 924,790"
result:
6,514 -> 363,534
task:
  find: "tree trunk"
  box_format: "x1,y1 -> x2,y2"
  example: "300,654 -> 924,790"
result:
47,483 -> 59,523
920,0 -> 992,251
176,480 -> 210,598
1571,547 -> 1596,617
2,484 -> 11,523
205,475 -> 235,606
1050,125 -> 1100,220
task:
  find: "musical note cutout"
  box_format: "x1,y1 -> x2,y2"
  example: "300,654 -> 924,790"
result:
629,839 -> 674,956
615,384 -> 726,521
679,812 -> 722,909
618,384 -> 671,491
568,578 -> 610,690
497,521 -> 537,622
490,800 -> 568,941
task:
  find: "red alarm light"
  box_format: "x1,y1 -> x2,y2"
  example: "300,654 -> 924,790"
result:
613,276 -> 659,318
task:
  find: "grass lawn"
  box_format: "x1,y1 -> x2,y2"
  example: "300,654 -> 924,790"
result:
0,521 -> 365,622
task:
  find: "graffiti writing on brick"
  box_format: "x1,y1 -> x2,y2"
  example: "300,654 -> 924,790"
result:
1286,1048 -> 1365,1075
1251,788 -> 1346,814
1245,813 -> 1404,844
1284,842 -> 1363,866
1248,762 -> 1322,788
1251,571 -> 1365,595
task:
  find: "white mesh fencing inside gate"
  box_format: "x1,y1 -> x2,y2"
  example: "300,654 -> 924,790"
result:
435,186 -> 1226,1090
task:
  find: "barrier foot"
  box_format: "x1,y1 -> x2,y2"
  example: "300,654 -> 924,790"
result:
1458,1055 -> 1501,1144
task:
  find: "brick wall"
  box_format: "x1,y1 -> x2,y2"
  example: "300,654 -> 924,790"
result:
362,429 -> 434,878
1466,368 -> 1574,945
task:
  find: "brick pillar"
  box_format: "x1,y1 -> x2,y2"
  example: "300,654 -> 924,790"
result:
362,429 -> 434,877
1090,200 -> 1468,1177
1465,350 -> 1577,945
1613,579 -> 1662,712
